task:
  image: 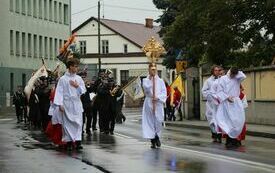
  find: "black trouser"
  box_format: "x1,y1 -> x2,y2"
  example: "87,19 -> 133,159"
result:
91,108 -> 98,130
171,105 -> 183,120
15,106 -> 23,122
83,109 -> 92,133
109,112 -> 116,132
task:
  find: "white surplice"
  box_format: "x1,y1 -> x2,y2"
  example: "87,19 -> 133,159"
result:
142,75 -> 167,139
213,71 -> 246,138
54,71 -> 86,142
201,76 -> 219,132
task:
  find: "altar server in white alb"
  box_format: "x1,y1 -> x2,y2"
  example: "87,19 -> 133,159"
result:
201,65 -> 222,143
142,63 -> 167,149
213,67 -> 246,148
54,58 -> 86,151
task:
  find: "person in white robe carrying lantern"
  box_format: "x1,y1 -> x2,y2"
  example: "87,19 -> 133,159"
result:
142,63 -> 167,149
54,58 -> 86,151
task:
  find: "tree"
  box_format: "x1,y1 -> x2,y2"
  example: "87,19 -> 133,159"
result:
154,0 -> 275,68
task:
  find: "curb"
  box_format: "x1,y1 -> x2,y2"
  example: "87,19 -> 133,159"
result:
164,122 -> 275,139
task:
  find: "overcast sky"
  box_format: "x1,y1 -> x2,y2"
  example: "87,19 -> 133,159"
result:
71,0 -> 162,29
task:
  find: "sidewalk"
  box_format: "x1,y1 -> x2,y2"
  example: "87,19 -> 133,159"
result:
123,107 -> 275,139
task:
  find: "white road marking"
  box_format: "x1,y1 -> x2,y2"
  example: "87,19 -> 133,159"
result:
115,132 -> 275,172
0,118 -> 14,121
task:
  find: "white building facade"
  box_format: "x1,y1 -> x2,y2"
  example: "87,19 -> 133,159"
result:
0,0 -> 71,107
73,17 -> 168,85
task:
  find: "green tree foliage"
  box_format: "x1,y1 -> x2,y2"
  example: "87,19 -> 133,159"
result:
154,0 -> 275,68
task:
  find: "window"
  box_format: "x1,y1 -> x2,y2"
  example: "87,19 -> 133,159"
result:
158,70 -> 162,78
59,2 -> 62,23
22,32 -> 26,56
39,0 -> 42,18
39,36 -> 43,58
59,39 -> 63,50
22,0 -> 26,14
10,30 -> 14,55
54,38 -> 58,57
10,73 -> 14,94
102,40 -> 109,54
16,31 -> 20,56
22,73 -> 26,87
10,0 -> 14,12
54,1 -> 57,22
49,38 -> 53,58
33,0 -> 37,17
15,0 -> 20,13
27,0 -> 32,16
28,34 -> 32,57
44,37 -> 48,58
44,0 -> 48,20
79,41 -> 86,54
33,34 -> 37,57
49,0 -> 52,21
120,70 -> 129,86
63,4 -> 68,24
123,44 -> 128,54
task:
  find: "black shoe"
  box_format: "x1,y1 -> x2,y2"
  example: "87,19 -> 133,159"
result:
75,141 -> 83,150
155,135 -> 161,147
150,139 -> 156,149
92,128 -> 97,131
66,142 -> 73,151
110,131 -> 114,135
86,131 -> 92,136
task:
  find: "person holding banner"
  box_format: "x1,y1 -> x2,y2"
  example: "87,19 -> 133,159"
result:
142,63 -> 167,149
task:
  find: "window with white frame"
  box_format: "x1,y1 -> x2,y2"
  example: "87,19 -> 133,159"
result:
22,0 -> 26,14
64,4 -> 69,25
27,0 -> 32,16
59,2 -> 62,24
124,44 -> 128,53
54,1 -> 57,22
28,33 -> 32,57
49,38 -> 53,58
44,0 -> 48,20
10,0 -> 14,12
49,0 -> 52,20
39,0 -> 42,18
120,70 -> 129,85
10,30 -> 14,55
79,41 -> 86,55
33,0 -> 37,17
39,36 -> 43,58
33,34 -> 37,57
102,40 -> 109,54
22,32 -> 26,56
15,0 -> 20,13
54,38 -> 58,57
44,37 -> 48,58
16,31 -> 20,56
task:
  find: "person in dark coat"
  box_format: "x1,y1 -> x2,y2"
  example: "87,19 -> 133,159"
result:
13,86 -> 26,123
36,77 -> 51,131
81,81 -> 93,135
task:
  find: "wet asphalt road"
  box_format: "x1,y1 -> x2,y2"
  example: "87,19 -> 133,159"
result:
0,111 -> 275,173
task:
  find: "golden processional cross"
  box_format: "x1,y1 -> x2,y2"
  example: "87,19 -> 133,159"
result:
142,37 -> 165,115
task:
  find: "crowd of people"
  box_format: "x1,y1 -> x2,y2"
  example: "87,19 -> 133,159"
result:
202,65 -> 247,149
13,59 -> 248,151
13,58 -> 125,151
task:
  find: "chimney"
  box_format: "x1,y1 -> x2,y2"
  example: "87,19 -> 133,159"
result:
145,18 -> 153,28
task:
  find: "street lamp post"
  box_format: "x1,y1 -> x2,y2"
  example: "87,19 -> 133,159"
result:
98,0 -> 101,72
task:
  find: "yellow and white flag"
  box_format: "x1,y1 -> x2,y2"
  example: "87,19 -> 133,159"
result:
170,74 -> 185,105
123,76 -> 144,100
